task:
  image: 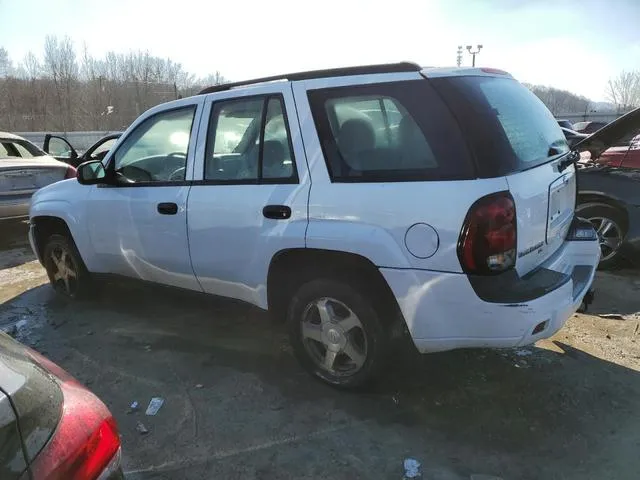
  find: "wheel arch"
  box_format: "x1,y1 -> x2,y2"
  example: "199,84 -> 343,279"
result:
266,248 -> 404,332
31,216 -> 73,261
577,192 -> 629,231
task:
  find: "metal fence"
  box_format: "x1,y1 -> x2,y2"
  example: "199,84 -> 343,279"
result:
555,112 -> 623,124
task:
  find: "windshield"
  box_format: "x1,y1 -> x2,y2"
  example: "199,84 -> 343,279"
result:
431,75 -> 570,177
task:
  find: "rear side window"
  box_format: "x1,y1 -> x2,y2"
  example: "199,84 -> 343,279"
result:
204,95 -> 297,183
430,76 -> 570,177
307,80 -> 474,182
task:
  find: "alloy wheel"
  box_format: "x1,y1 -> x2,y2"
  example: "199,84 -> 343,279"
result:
49,245 -> 78,296
588,216 -> 623,262
300,297 -> 368,376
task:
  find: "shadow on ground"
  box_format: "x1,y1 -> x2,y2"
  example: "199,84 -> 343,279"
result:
586,269 -> 640,316
1,278 -> 639,479
0,220 -> 35,269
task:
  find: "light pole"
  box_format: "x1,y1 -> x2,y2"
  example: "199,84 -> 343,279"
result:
466,44 -> 483,67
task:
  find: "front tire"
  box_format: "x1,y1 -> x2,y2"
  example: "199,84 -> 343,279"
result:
287,279 -> 389,389
576,202 -> 626,270
43,234 -> 91,299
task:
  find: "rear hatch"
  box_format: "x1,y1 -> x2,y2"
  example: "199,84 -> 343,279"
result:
0,158 -> 67,198
0,332 -> 63,472
430,73 -> 577,275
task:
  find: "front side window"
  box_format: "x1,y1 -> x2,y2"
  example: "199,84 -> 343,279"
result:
206,98 -> 263,181
113,107 -> 195,183
204,95 -> 297,182
47,137 -> 75,158
307,80 -> 474,182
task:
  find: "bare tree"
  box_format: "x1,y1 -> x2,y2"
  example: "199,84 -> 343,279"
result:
0,37 -> 227,132
606,70 -> 640,111
0,47 -> 13,77
22,51 -> 41,79
15,51 -> 44,130
43,35 -> 80,131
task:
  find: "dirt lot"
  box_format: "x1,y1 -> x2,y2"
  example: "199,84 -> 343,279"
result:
1,222 -> 639,480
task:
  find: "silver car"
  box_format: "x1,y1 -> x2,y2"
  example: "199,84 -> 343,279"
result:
0,132 -> 74,221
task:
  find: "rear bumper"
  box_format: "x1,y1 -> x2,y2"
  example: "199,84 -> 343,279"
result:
381,233 -> 600,353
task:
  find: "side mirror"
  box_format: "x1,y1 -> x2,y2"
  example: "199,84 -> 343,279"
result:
77,160 -> 108,185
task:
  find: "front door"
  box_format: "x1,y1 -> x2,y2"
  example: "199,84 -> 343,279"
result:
43,135 -> 79,165
187,85 -> 310,308
85,99 -> 203,291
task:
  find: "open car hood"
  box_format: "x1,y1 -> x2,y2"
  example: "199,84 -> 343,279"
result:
572,107 -> 640,159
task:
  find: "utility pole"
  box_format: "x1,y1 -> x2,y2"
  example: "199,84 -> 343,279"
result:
456,46 -> 463,67
466,44 -> 483,67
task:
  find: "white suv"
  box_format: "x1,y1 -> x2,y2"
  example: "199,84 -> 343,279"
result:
29,63 -> 606,388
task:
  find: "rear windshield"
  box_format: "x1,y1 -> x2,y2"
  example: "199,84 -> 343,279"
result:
307,80 -> 475,182
0,139 -> 46,159
430,75 -> 570,177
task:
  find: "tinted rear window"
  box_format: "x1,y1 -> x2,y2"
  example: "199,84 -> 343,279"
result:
431,76 -> 570,177
307,80 -> 475,182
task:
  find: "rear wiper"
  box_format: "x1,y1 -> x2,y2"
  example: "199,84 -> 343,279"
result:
558,150 -> 580,173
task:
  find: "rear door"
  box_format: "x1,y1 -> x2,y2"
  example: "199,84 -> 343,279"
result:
429,74 -> 576,275
187,83 -> 310,308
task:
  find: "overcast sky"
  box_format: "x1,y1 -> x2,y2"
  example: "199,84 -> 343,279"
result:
1,0 -> 639,101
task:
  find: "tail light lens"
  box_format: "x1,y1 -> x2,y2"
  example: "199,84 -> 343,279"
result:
64,165 -> 78,179
26,349 -> 121,480
457,191 -> 517,275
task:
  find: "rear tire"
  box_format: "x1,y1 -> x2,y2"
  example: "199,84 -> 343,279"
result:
43,234 -> 91,299
576,202 -> 626,270
287,278 -> 389,389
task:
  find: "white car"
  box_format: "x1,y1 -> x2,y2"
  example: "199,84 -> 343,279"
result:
28,63 -> 608,388
0,132 -> 76,221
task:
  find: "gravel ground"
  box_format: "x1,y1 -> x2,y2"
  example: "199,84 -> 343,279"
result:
1,221 -> 639,480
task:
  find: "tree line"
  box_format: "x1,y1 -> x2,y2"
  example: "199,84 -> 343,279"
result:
523,84 -> 592,116
523,69 -> 640,117
1,36 -> 639,133
0,36 -> 225,132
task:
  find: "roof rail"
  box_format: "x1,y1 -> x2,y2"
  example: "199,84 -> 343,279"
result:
198,62 -> 421,95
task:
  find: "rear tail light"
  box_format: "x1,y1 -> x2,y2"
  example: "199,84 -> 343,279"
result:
65,165 -> 78,179
26,349 -> 121,480
457,191 -> 517,275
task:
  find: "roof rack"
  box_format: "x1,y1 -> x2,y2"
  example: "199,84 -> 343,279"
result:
198,62 -> 421,95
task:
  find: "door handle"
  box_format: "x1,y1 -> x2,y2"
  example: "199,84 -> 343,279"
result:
263,205 -> 291,220
157,202 -> 178,215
